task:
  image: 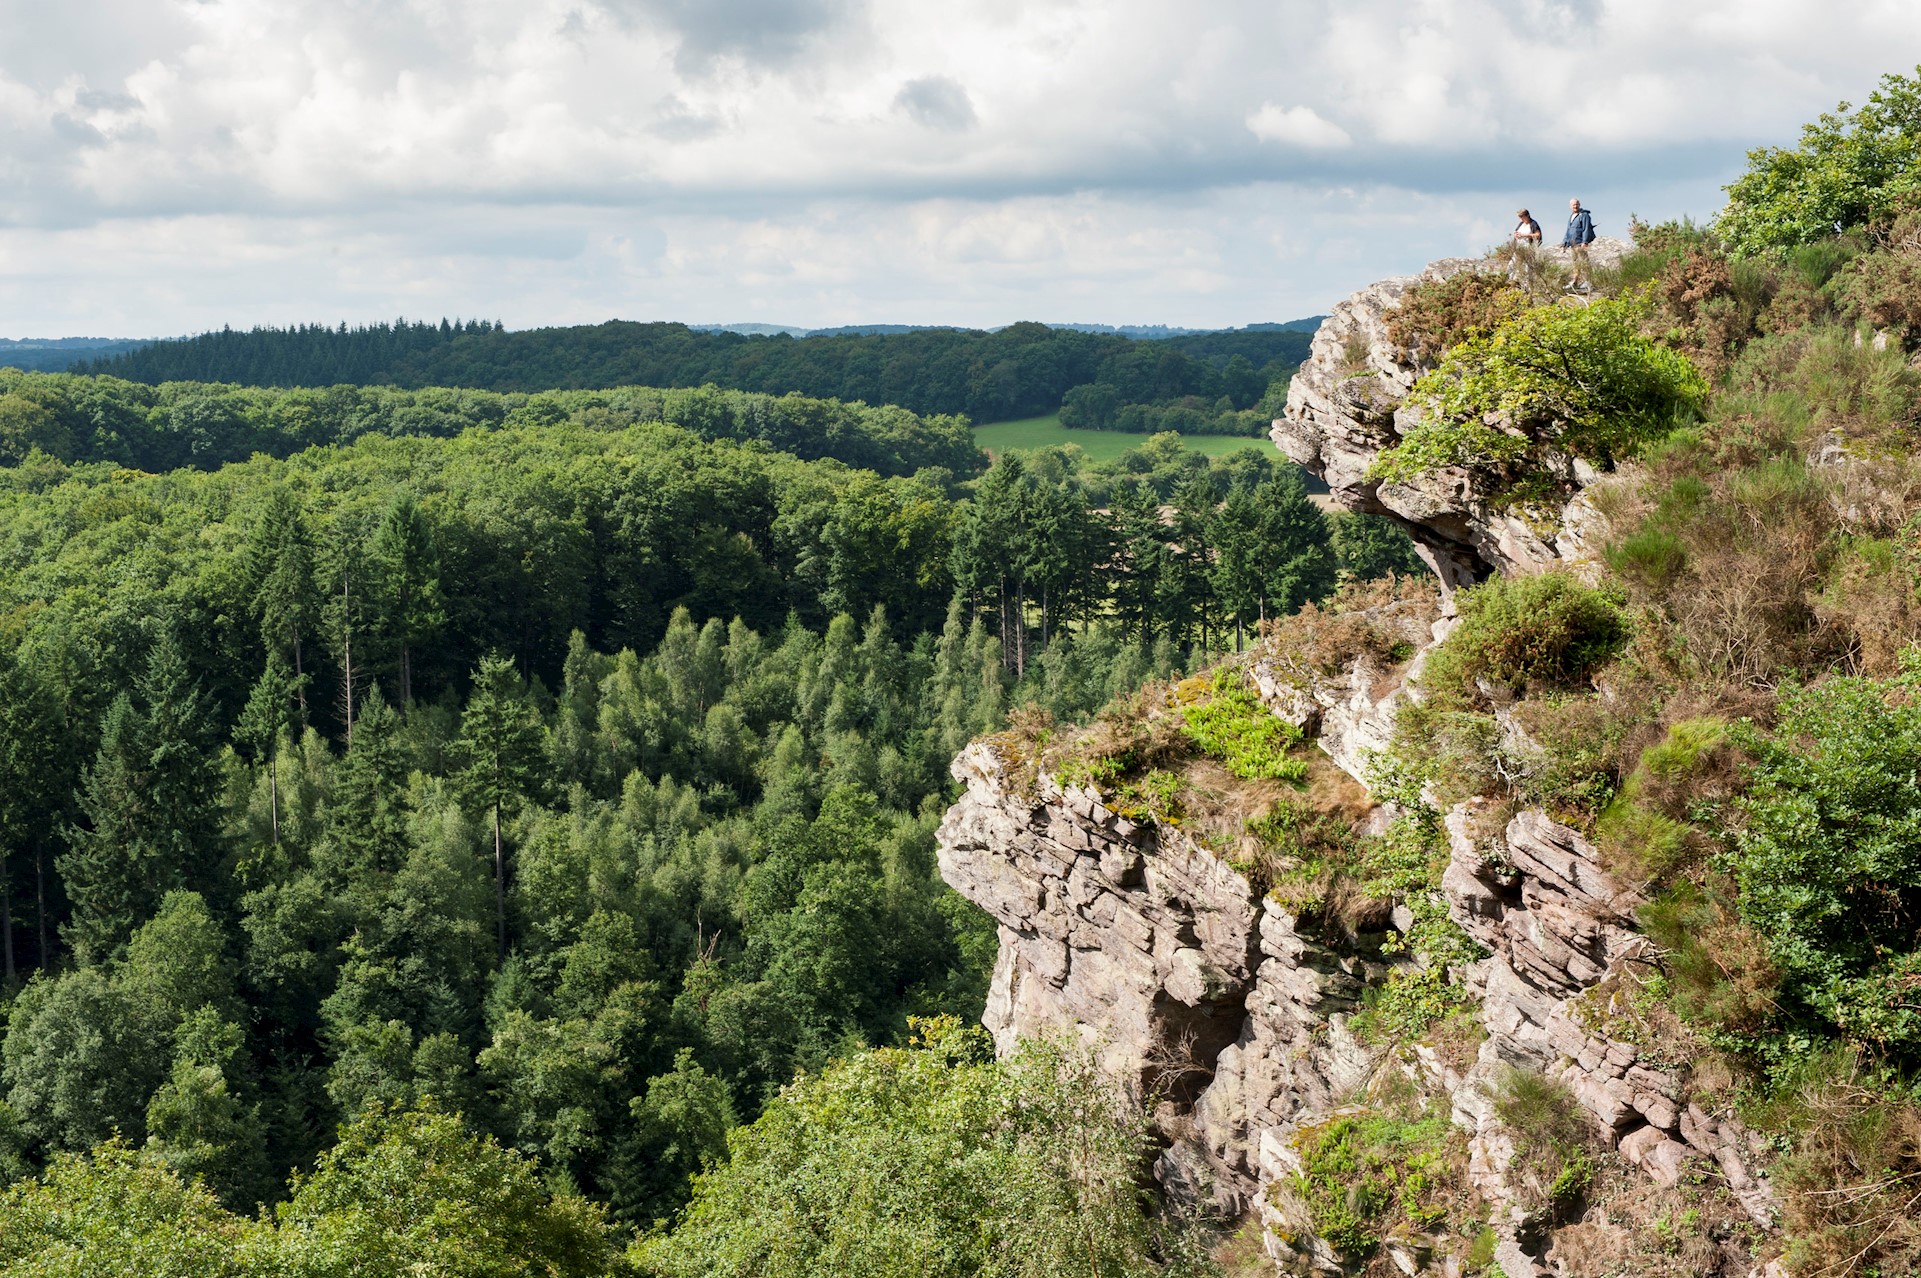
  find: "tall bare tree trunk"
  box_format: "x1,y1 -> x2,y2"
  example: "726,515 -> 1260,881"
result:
34,839 -> 46,969
293,632 -> 308,718
1014,581 -> 1027,679
493,803 -> 507,964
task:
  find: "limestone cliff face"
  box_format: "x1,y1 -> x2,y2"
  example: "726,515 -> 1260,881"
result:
936,251 -> 1781,1275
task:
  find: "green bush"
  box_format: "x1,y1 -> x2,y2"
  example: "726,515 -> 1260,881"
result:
1369,293 -> 1708,484
1733,674 -> 1921,985
1723,671 -> 1921,1062
0,1106 -> 628,1278
1718,67 -> 1921,256
1291,1106 -> 1464,1261
1423,572 -> 1630,699
637,1017 -> 1199,1278
1177,669 -> 1308,782
1353,966 -> 1473,1044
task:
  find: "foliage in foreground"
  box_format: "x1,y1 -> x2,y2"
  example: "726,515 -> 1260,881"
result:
0,1106 -> 627,1278
636,1017 -> 1207,1278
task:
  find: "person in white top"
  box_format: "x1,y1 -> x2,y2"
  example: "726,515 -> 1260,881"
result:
1512,208 -> 1542,246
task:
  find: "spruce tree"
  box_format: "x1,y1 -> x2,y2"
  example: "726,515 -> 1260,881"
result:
329,684 -> 410,879
368,491 -> 444,705
244,487 -> 317,720
454,655 -> 548,962
60,632 -> 222,960
236,650 -> 301,848
0,643 -> 70,974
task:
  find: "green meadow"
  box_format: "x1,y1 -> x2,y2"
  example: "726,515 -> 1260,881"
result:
972,413 -> 1272,462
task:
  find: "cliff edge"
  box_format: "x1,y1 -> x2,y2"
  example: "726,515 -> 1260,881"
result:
937,245 -> 1784,1277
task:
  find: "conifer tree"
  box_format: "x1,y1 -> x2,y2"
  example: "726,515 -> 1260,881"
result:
236,651 -> 301,848
60,632 -> 222,960
368,491 -> 444,705
244,487 -> 317,720
0,643 -> 70,974
454,655 -> 548,962
329,684 -> 410,879
1109,479 -> 1168,647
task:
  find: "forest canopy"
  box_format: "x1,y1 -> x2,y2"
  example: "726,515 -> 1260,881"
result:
0,369 -> 984,479
76,320 -> 1313,431
0,384 -> 1417,1273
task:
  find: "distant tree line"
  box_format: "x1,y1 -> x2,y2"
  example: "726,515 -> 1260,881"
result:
0,369 -> 982,478
78,319 -> 1312,429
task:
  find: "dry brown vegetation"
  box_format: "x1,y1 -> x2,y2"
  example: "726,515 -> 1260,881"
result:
1384,269 -> 1527,369
1751,1052 -> 1921,1278
1544,1156 -> 1764,1278
1258,574 -> 1438,686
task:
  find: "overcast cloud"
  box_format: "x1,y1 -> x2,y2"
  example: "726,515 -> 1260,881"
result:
1,0 -> 1918,336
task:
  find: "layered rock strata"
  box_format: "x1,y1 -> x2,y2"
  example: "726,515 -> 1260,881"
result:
938,627 -> 1774,1274
938,251 -> 1778,1274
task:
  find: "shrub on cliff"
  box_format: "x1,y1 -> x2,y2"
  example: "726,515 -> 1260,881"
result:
1288,1098 -> 1472,1265
1177,668 -> 1308,782
1368,293 -> 1708,485
1729,670 -> 1921,1063
1423,572 -> 1630,701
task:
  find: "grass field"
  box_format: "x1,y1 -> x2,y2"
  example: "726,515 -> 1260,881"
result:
972,414 -> 1272,462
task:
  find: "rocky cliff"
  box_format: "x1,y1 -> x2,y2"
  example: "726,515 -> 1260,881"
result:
937,246 -> 1783,1276
1271,241 -> 1627,592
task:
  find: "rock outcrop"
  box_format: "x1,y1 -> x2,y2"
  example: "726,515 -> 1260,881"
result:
937,246 -> 1781,1275
1272,240 -> 1626,593
939,610 -> 1774,1273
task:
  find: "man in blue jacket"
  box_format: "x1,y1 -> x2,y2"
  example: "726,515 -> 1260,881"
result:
1563,198 -> 1596,291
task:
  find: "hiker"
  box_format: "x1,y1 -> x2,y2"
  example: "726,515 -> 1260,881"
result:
1512,208 -> 1542,246
1563,198 -> 1596,291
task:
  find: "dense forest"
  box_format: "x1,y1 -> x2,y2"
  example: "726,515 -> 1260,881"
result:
78,319 -> 1312,434
0,389 -> 1417,1271
0,370 -> 984,479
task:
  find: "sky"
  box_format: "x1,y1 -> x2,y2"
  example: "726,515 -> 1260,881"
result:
1,0 -> 1919,337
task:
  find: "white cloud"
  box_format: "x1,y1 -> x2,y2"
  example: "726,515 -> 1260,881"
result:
1246,103 -> 1351,149
0,1 -> 1916,334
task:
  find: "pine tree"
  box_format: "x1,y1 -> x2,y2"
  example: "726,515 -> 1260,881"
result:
328,685 -> 411,879
1109,480 -> 1168,647
244,487 -> 317,720
1250,473 -> 1336,620
59,631 -> 222,960
0,644 -> 70,974
368,491 -> 445,705
454,655 -> 548,962
236,650 -> 302,848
